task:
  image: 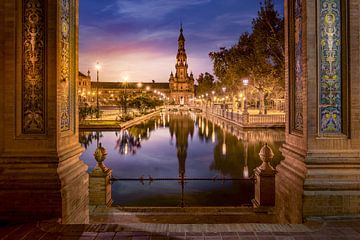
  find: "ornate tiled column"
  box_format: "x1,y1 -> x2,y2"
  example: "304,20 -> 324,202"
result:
0,0 -> 88,223
277,0 -> 360,223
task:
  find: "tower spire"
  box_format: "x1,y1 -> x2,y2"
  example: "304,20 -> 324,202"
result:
178,23 -> 185,42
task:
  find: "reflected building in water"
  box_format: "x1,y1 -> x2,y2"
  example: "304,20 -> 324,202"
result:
82,111 -> 285,207
169,112 -> 194,177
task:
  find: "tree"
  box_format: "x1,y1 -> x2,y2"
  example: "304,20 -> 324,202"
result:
196,72 -> 215,96
209,0 -> 284,113
250,0 -> 285,113
252,0 -> 284,79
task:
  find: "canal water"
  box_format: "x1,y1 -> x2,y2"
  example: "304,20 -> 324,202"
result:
80,111 -> 284,207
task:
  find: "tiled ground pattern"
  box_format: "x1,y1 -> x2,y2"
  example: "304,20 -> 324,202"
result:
0,219 -> 359,240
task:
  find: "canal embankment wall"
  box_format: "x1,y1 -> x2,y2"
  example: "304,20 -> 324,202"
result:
79,110 -> 161,130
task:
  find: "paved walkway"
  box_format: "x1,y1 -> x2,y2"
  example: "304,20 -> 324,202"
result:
1,218 -> 359,239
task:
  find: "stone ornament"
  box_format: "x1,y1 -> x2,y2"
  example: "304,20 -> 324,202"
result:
258,143 -> 276,174
93,143 -> 109,173
319,0 -> 342,134
294,0 -> 304,132
22,0 -> 46,133
60,0 -> 72,132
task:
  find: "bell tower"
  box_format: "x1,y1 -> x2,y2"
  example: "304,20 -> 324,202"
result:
176,25 -> 188,80
169,24 -> 194,105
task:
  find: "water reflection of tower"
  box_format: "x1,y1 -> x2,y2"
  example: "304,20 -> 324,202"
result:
169,112 -> 194,176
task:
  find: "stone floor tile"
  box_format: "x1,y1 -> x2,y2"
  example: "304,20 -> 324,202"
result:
186,232 -> 203,236
271,232 -> 291,237
221,232 -> 238,236
113,233 -> 133,240
38,232 -> 62,240
132,236 -> 151,240
22,229 -> 47,240
132,231 -> 150,236
293,236 -> 313,240
337,227 -> 360,236
115,232 -> 135,236
2,224 -> 36,240
237,232 -> 255,236
61,225 -> 88,233
204,232 -> 220,236
168,236 -> 185,240
222,237 -> 239,240
168,232 -> 185,237
0,225 -> 18,237
186,237 -> 204,240
95,232 -> 116,240
204,236 -> 222,240
237,237 -> 256,240
255,232 -> 273,236
256,236 -> 276,240
273,236 -> 295,240
112,236 -> 132,240
80,232 -> 98,237
150,235 -> 169,240
77,237 -> 98,240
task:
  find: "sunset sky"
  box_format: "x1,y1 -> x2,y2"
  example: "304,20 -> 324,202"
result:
79,0 -> 284,83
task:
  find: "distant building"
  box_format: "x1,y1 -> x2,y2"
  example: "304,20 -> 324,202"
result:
169,25 -> 195,105
78,72 -> 170,106
78,71 -> 92,105
90,81 -> 170,106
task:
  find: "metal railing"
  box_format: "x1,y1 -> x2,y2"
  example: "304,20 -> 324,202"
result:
110,175 -> 255,207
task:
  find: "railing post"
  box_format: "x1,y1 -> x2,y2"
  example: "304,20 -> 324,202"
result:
243,113 -> 249,125
253,143 -> 277,208
89,143 -> 113,206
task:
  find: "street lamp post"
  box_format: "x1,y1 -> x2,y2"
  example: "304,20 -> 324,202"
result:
222,87 -> 226,116
95,62 -> 101,118
242,79 -> 249,115
123,76 -> 129,115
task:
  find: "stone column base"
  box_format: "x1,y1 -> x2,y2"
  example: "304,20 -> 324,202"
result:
0,150 -> 89,224
275,144 -> 307,224
276,144 -> 360,223
302,156 -> 360,218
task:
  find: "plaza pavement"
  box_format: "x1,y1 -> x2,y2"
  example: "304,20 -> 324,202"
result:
0,217 -> 359,239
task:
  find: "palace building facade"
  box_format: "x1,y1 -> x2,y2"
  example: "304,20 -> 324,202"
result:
169,26 -> 195,105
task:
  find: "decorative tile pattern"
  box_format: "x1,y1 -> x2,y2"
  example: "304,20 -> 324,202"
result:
22,0 -> 46,133
60,0 -> 72,131
319,0 -> 342,134
294,0 -> 303,132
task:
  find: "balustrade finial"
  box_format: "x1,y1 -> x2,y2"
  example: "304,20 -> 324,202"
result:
258,143 -> 276,173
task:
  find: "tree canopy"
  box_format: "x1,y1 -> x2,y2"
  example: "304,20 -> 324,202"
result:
196,72 -> 215,96
208,0 -> 284,111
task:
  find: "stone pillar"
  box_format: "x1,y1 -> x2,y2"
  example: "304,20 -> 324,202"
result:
277,0 -> 360,223
253,144 -> 276,208
0,0 -> 88,223
89,144 -> 112,206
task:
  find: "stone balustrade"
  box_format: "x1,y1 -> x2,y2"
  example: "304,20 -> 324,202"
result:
199,107 -> 285,128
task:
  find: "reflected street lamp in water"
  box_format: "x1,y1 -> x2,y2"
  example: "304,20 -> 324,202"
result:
243,140 -> 249,178
222,128 -> 227,156
95,62 -> 101,118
